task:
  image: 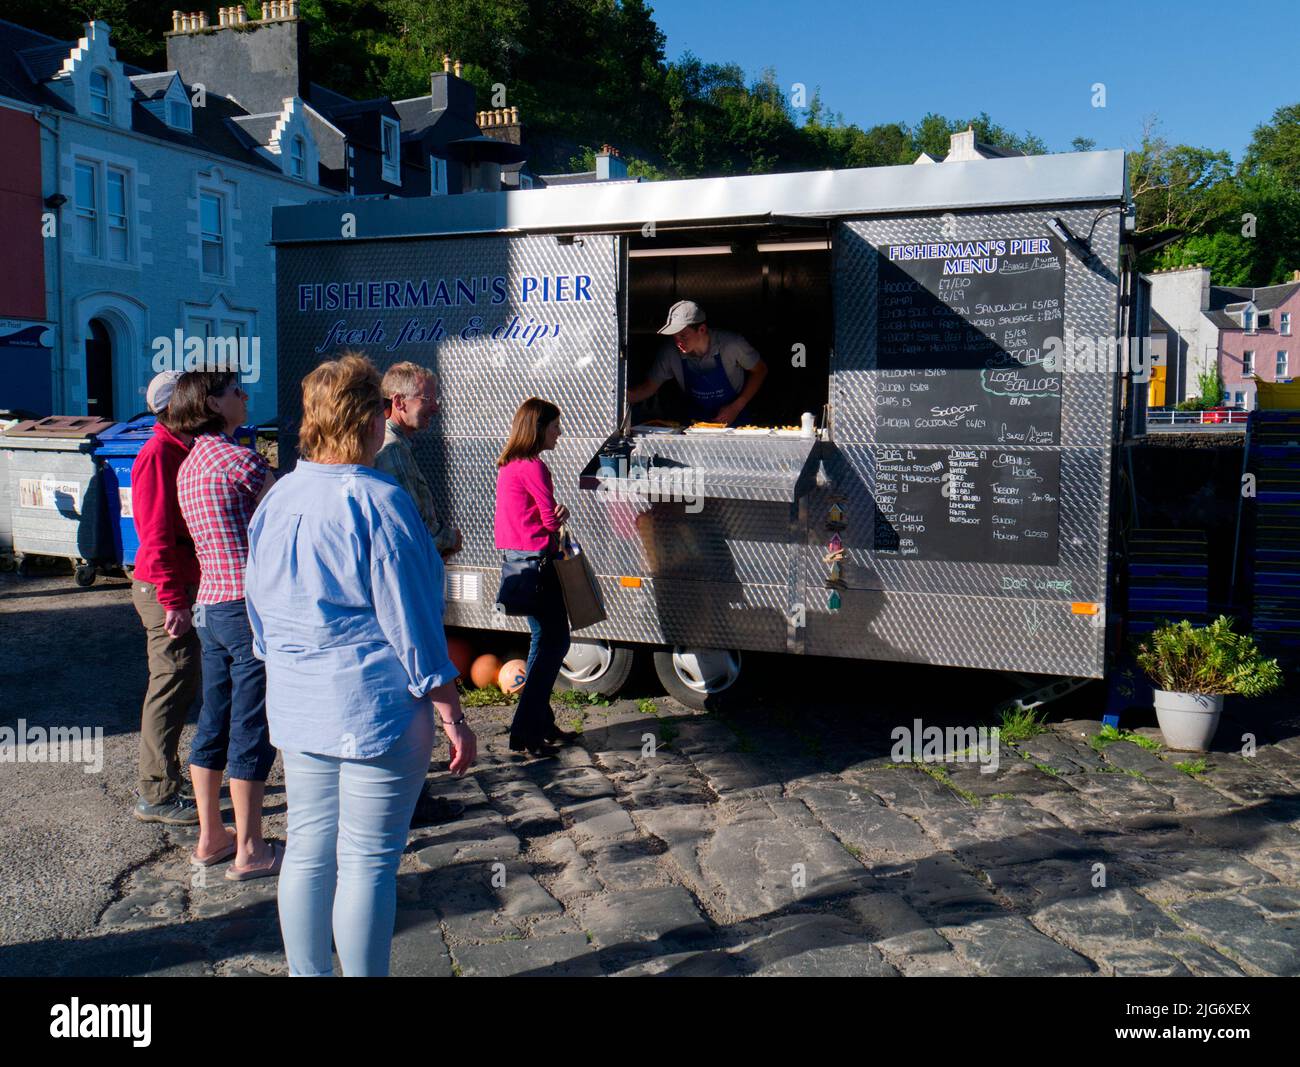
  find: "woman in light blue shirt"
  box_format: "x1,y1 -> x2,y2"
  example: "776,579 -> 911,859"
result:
246,352 -> 477,977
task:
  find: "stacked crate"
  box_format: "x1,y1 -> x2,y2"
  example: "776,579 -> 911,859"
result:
1125,528 -> 1210,636
1246,410 -> 1300,663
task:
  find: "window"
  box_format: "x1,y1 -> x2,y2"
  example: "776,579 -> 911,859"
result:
381,117 -> 400,182
1277,351 -> 1290,379
290,136 -> 306,179
89,70 -> 111,121
519,173 -> 534,190
1233,391 -> 1244,407
106,167 -> 128,261
74,162 -> 98,256
1242,350 -> 1254,377
1243,307 -> 1256,332
1282,312 -> 1292,336
167,98 -> 191,131
429,154 -> 447,195
200,192 -> 225,276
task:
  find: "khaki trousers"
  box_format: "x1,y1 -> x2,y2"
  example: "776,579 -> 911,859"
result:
131,581 -> 200,805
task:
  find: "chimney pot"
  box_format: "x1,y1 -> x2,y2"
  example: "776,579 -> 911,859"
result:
453,59 -> 463,77
443,54 -> 451,72
172,11 -> 182,31
199,10 -> 209,27
510,106 -> 519,124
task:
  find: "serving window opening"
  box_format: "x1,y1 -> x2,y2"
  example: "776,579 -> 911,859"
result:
623,224 -> 832,436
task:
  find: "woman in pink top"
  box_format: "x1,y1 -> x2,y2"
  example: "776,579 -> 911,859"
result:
494,398 -> 573,755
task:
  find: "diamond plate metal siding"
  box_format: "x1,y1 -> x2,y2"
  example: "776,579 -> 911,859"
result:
275,198 -> 1123,678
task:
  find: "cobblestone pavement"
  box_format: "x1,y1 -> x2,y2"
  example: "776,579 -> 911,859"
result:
2,570 -> 1299,977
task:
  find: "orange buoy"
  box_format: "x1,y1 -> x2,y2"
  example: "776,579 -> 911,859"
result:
470,653 -> 503,690
446,633 -> 475,680
498,658 -> 528,694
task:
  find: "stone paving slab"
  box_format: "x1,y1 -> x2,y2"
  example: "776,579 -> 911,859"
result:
729,914 -> 899,977
844,892 -> 972,975
563,797 -> 640,849
414,811 -> 522,869
452,932 -> 601,977
942,914 -> 1096,976
791,780 -> 936,865
610,949 -> 742,976
390,909 -> 455,977
575,886 -> 712,952
1170,891 -> 1300,976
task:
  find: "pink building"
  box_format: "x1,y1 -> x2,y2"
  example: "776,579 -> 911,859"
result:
1212,277 -> 1300,410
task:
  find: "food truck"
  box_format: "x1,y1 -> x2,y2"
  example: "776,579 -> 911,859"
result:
271,150 -> 1139,707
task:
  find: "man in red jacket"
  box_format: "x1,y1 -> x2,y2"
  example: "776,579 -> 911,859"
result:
130,370 -> 202,823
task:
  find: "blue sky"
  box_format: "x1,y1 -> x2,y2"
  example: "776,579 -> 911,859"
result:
648,0 -> 1293,160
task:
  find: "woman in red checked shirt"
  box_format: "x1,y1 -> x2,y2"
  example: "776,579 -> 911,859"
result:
174,372 -> 280,879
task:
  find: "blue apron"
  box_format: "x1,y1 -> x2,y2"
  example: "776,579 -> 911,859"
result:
681,354 -> 748,423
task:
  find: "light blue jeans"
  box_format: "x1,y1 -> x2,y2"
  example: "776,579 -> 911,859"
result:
277,707 -> 433,977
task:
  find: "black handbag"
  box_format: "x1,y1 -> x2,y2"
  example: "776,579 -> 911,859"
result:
494,552 -> 549,616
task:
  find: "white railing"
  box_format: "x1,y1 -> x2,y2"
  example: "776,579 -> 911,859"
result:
1147,409 -> 1249,427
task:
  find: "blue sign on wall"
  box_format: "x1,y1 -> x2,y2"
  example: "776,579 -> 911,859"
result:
0,320 -> 53,416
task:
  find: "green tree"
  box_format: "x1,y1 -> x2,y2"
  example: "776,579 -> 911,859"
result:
1242,102 -> 1300,188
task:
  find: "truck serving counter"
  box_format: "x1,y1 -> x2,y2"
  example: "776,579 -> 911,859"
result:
271,150 -> 1135,705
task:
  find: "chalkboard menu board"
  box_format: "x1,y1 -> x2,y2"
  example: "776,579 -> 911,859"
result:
873,447 -> 1061,564
876,236 -> 1066,446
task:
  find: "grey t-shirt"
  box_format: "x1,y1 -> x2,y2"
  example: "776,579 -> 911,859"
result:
649,328 -> 761,393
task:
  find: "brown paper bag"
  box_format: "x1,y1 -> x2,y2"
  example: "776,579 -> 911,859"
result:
555,526 -> 606,631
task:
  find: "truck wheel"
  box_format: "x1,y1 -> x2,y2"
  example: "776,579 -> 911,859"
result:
0,555 -> 14,573
558,640 -> 635,697
15,556 -> 32,578
652,647 -> 744,710
74,563 -> 97,587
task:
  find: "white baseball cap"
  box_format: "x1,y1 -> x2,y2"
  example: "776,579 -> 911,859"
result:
657,299 -> 706,335
146,370 -> 183,414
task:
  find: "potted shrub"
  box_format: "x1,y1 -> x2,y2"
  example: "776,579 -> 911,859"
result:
1136,616 -> 1283,751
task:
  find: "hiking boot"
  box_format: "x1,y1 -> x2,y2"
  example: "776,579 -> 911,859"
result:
134,794 -> 200,825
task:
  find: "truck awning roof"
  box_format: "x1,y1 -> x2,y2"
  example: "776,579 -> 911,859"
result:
272,150 -> 1127,245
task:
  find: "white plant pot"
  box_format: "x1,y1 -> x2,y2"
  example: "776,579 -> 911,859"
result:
1153,689 -> 1224,752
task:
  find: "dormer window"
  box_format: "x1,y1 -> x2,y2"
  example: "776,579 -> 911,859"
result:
89,70 -> 111,122
381,117 -> 400,184
167,98 -> 192,131
1242,307 -> 1256,332
290,135 -> 306,179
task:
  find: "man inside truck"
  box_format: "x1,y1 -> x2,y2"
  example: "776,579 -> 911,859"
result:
627,300 -> 769,425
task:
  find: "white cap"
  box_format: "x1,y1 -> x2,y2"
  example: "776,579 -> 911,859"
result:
657,299 -> 706,335
146,370 -> 183,414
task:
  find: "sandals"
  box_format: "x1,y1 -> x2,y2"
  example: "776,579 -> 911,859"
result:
225,840 -> 285,882
191,829 -> 237,867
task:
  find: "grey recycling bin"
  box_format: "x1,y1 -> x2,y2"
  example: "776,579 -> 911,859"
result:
0,417 -> 17,570
2,415 -> 116,585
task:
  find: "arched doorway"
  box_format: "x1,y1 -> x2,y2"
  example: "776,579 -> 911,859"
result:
85,317 -> 113,420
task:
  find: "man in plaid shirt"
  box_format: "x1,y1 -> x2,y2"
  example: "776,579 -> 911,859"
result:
375,362 -> 462,558
175,371 -> 282,880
